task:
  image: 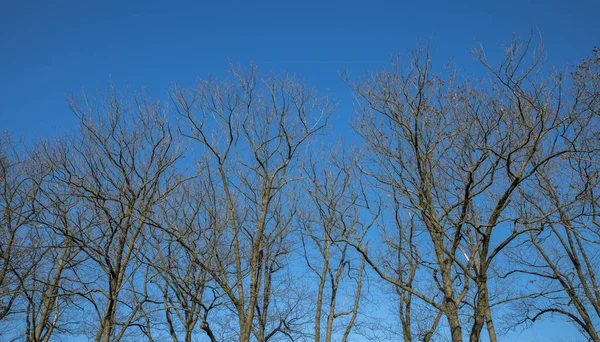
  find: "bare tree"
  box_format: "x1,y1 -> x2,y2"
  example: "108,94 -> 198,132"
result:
22,202 -> 80,341
0,134 -> 76,342
517,157 -> 600,341
385,193 -> 443,342
346,46 -> 483,341
3,36 -> 598,342
147,171 -> 223,342
299,153 -> 369,342
507,47 -> 600,341
174,63 -> 332,342
345,36 -> 598,342
0,134 -> 43,338
39,87 -> 184,342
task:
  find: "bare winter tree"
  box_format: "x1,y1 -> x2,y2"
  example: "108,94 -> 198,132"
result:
514,151 -> 600,341
346,36 -> 599,342
346,46 -> 485,341
2,36 -> 598,342
146,168 -> 224,342
382,191 -> 443,342
0,134 -> 85,341
507,47 -> 600,341
38,87 -> 184,342
173,63 -> 332,342
299,153 -> 369,342
21,176 -> 81,342
0,134 -> 42,336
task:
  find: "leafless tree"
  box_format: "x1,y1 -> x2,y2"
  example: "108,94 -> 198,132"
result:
146,169 -> 223,342
173,63 -> 332,342
385,192 -> 443,342
22,195 -> 81,341
506,47 -> 600,341
515,156 -> 600,341
0,134 -> 43,337
38,87 -> 184,342
3,37 -> 598,342
345,36 -> 598,342
299,153 -> 369,342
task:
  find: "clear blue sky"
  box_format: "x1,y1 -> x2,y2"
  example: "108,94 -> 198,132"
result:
1,1 -> 598,340
2,0 -> 598,139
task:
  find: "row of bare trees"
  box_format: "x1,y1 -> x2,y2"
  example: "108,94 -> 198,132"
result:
1,38 -> 598,341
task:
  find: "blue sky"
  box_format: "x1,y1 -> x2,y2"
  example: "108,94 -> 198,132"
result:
1,1 -> 598,340
2,0 -> 598,139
